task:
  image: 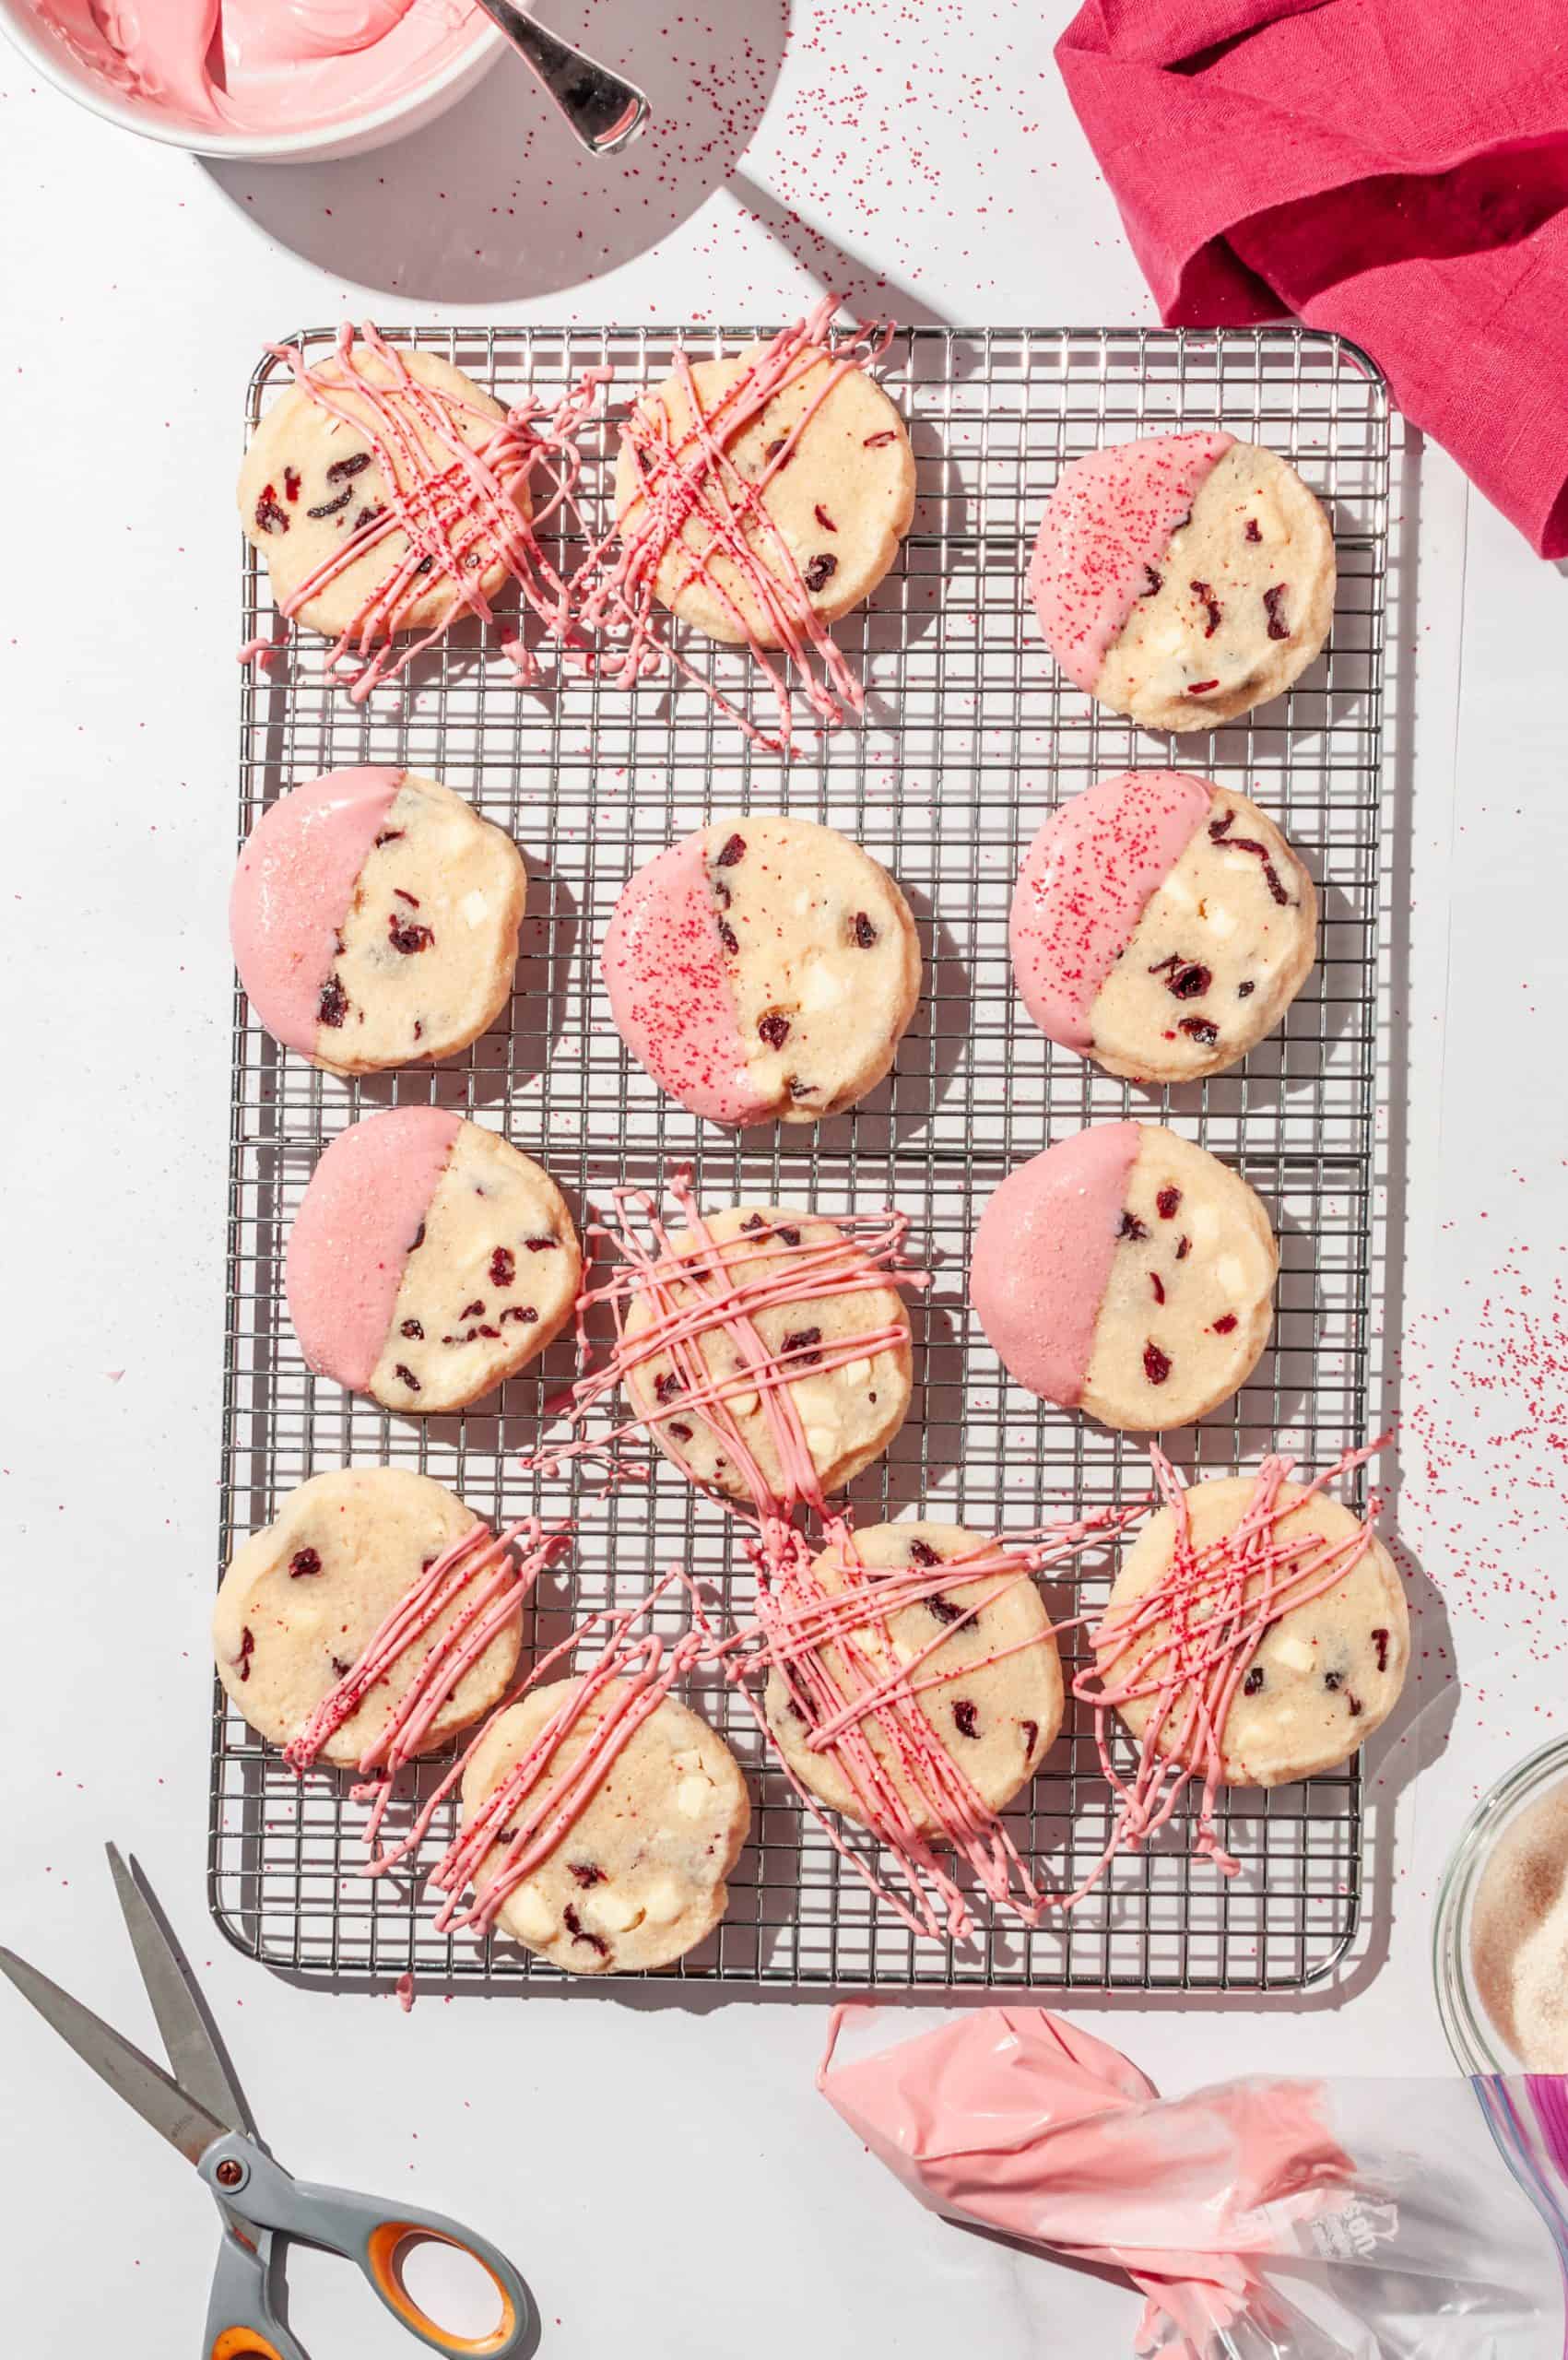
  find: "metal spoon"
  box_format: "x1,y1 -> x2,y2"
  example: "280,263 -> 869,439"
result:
473,1 -> 651,155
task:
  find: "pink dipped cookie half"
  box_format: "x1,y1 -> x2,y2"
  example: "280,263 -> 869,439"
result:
286,1107 -> 580,1415
1029,431 -> 1335,733
970,1122 -> 1276,1432
230,767 -> 525,1077
1010,773 -> 1317,1082
602,815 -> 921,1127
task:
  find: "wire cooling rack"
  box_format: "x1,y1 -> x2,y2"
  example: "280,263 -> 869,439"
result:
212,323 -> 1389,1992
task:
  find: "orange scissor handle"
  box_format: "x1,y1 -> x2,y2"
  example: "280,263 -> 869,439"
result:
209,2333 -> 289,2360
366,2223 -> 521,2356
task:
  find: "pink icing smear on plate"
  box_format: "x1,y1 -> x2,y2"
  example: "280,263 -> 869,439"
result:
969,1122 -> 1139,1407
600,834 -> 765,1127
230,766 -> 403,1056
286,1105 -> 460,1392
34,0 -> 483,134
1029,431 -> 1234,690
1010,772 -> 1212,1051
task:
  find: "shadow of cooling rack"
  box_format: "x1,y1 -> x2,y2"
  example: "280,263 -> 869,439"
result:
212,322 -> 1389,1993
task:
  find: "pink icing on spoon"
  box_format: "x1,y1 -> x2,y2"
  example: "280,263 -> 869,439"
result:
1010,773 -> 1213,1052
286,1105 -> 460,1392
969,1123 -> 1141,1408
1029,431 -> 1234,691
600,832 -> 765,1125
229,765 -> 403,1056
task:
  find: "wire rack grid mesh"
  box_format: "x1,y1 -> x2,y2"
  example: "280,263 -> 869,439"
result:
212,321 -> 1389,1993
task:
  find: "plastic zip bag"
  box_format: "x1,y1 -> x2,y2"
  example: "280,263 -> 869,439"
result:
819,2007 -> 1568,2360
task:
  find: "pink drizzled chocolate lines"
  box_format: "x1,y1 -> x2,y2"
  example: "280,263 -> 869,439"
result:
582,297 -> 895,754
524,1173 -> 925,1520
251,321 -> 607,703
282,1516 -> 566,1863
735,1515 -> 1133,1943
248,305 -> 899,757
1067,1440 -> 1388,1906
423,1566 -> 711,1939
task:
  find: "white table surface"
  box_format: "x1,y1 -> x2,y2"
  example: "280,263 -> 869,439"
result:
5,4 -> 1568,2353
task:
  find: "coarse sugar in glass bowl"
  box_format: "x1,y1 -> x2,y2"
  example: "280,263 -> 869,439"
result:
1433,1734 -> 1568,2075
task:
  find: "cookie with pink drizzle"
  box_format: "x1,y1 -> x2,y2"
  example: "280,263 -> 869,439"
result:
602,815 -> 922,1126
763,1521 -> 1063,1837
238,330 -> 532,688
1029,432 -> 1335,732
611,336 -> 914,646
1096,1468 -> 1407,1789
458,1678 -> 749,1976
230,767 -> 526,1077
286,1107 -> 579,1414
1010,772 -> 1317,1082
212,1468 -> 520,1765
970,1123 -> 1276,1431
619,1203 -> 914,1507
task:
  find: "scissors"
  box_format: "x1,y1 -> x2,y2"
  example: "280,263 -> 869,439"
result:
0,1846 -> 533,2360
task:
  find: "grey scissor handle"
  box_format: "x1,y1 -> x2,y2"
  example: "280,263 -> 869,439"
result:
204,2212 -> 308,2360
197,2133 -> 533,2360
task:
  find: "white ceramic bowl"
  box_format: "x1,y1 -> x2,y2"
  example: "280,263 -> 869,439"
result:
0,2 -> 505,162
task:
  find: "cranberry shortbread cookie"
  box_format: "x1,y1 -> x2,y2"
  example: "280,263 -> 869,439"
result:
460,1681 -> 750,1975
1010,771 -> 1317,1082
612,342 -> 914,645
764,1521 -> 1063,1835
1030,431 -> 1335,732
1102,1476 -> 1409,1785
287,1108 -> 579,1415
213,1467 -> 516,1764
971,1123 -> 1276,1431
602,815 -> 922,1125
621,1205 -> 914,1507
230,767 -> 526,1076
238,345 -> 528,642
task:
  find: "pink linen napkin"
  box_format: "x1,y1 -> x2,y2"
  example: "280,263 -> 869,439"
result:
1056,0 -> 1568,555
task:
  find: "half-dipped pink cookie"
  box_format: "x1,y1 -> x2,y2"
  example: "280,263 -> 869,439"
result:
286,1108 -> 579,1415
970,1123 -> 1276,1432
1010,772 -> 1317,1083
602,816 -> 921,1126
230,768 -> 525,1078
1029,432 -> 1335,733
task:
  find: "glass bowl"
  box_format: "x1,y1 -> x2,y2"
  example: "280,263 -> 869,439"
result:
1432,1732 -> 1568,2074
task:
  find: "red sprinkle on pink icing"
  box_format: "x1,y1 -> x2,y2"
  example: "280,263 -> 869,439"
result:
1028,431 -> 1234,691
1010,773 -> 1213,1052
970,1125 -> 1141,1407
286,1105 -> 460,1392
229,766 -> 403,1055
600,832 -> 764,1125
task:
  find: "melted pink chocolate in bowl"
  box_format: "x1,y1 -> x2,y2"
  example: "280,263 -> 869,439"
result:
19,0 -> 498,151
1468,1776 -> 1568,2070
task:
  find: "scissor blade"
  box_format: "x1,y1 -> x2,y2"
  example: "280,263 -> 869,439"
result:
106,1846 -> 249,2136
0,1947 -> 228,2165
